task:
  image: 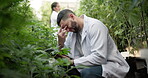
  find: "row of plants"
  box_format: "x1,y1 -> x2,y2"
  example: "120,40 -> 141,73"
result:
0,0 -> 74,78
78,0 -> 148,54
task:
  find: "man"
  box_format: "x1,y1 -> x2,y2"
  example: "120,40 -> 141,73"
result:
50,2 -> 60,28
57,9 -> 129,78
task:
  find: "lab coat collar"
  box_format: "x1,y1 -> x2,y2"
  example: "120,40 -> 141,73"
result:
81,15 -> 89,44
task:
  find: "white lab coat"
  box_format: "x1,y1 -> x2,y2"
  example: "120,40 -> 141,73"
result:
51,11 -> 59,35
64,15 -> 129,78
51,11 -> 58,28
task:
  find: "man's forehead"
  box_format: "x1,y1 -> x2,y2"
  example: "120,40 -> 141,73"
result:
60,20 -> 65,26
60,19 -> 68,25
59,17 -> 71,26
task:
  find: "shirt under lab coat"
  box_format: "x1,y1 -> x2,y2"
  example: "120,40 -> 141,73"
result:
64,15 -> 129,78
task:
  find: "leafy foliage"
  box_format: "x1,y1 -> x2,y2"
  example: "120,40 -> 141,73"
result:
79,0 -> 148,52
0,0 -> 74,78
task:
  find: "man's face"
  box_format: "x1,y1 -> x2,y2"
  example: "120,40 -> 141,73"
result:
60,18 -> 80,33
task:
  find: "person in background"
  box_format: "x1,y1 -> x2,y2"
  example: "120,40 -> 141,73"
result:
57,9 -> 130,78
50,2 -> 60,28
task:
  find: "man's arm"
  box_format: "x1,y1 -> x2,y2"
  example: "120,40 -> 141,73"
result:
57,26 -> 67,51
57,26 -> 74,65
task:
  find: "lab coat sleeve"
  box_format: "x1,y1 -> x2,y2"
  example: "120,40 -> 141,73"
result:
74,21 -> 108,66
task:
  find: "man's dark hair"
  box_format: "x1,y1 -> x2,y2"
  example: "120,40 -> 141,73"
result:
57,9 -> 75,26
51,2 -> 58,11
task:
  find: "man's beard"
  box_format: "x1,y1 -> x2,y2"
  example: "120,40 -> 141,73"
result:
71,21 -> 80,33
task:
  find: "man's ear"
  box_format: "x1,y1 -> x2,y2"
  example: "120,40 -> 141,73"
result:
69,13 -> 74,20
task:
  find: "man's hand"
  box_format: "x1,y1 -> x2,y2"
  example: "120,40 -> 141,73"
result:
57,26 -> 68,50
60,55 -> 74,65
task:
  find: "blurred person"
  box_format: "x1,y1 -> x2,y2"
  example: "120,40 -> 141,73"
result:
50,2 -> 60,29
57,9 -> 129,78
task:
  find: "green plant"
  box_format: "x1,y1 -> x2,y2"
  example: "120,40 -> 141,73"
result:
0,0 -> 78,78
79,0 -> 148,53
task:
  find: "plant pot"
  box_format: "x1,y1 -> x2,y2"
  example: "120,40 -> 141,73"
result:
140,48 -> 148,74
